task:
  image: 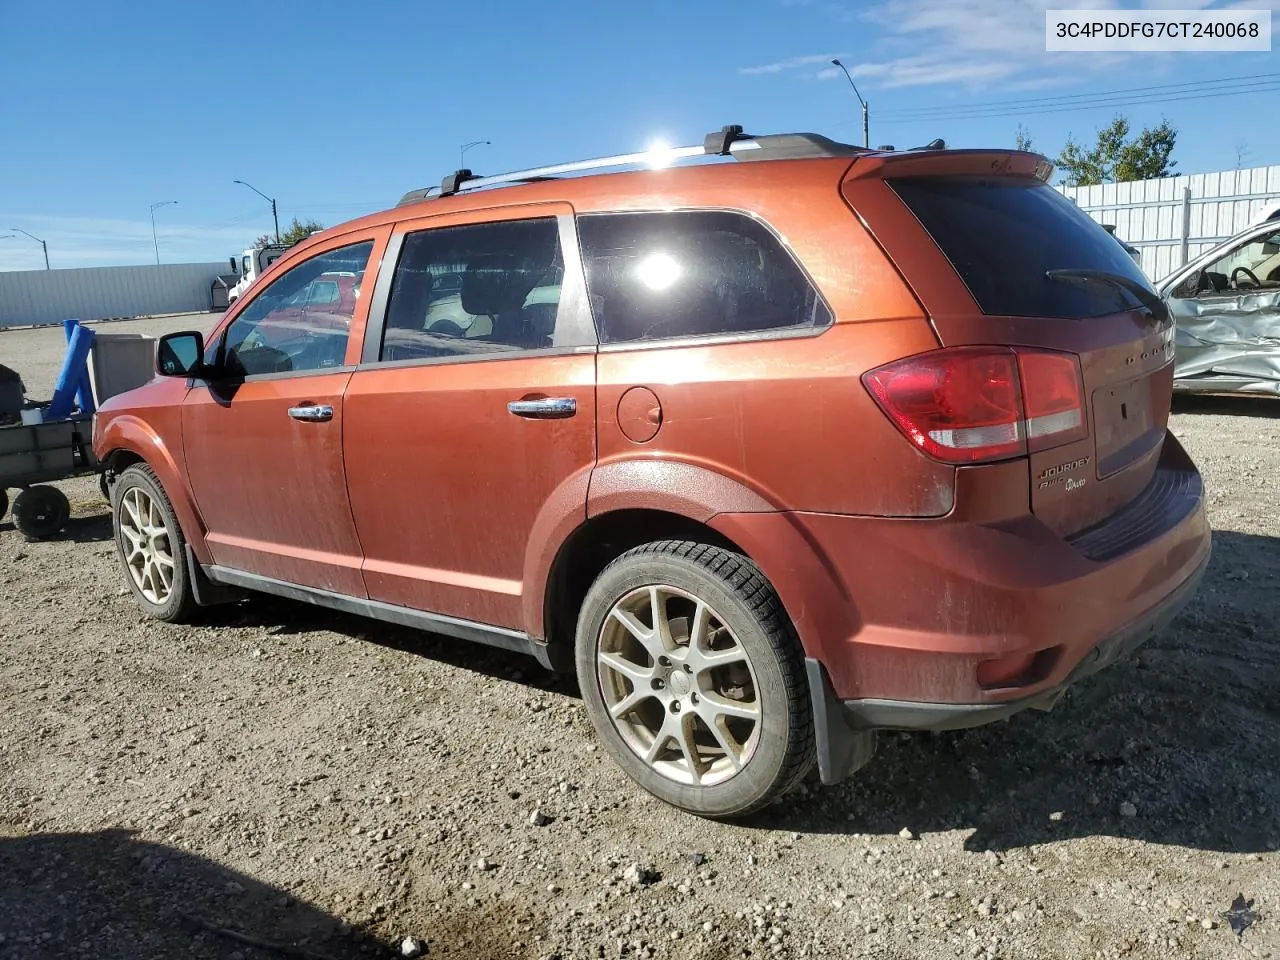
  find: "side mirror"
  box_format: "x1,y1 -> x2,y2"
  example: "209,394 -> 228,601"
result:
156,331 -> 206,378
230,257 -> 238,273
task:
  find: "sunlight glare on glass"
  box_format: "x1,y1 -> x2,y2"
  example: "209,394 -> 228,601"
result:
635,252 -> 682,292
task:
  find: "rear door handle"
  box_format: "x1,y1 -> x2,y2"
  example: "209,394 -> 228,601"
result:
288,404 -> 334,422
507,397 -> 577,420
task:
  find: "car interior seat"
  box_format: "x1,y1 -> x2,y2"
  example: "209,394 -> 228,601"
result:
461,254 -> 542,348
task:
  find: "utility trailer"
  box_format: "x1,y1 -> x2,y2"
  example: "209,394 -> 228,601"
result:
0,414 -> 98,539
1,319 -> 154,539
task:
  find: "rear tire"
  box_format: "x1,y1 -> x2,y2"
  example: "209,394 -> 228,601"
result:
11,485 -> 70,540
0,488 -> 9,520
575,541 -> 814,819
110,464 -> 196,623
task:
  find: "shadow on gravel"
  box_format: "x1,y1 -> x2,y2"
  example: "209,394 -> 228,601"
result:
61,512 -> 113,543
1172,394 -> 1279,418
761,530 -> 1280,856
0,829 -> 391,960
0,505 -> 111,543
199,592 -> 580,699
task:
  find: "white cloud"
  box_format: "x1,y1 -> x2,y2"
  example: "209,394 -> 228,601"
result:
740,52 -> 847,75
851,0 -> 1123,88
749,0 -> 1259,90
822,54 -> 1024,88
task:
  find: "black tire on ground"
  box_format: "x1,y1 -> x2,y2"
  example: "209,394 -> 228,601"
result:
575,541 -> 815,820
11,485 -> 70,540
110,463 -> 197,623
0,488 -> 8,520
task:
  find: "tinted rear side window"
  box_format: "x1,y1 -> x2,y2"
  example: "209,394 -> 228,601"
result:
380,218 -> 573,361
577,211 -> 832,344
890,177 -> 1152,319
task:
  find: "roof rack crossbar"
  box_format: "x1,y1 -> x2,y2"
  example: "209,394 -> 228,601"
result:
396,126 -> 866,206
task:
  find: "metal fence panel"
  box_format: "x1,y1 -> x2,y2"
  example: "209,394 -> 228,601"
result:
1057,164 -> 1280,281
0,262 -> 225,330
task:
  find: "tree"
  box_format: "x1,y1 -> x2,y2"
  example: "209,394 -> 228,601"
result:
1056,116 -> 1177,187
1014,124 -> 1034,153
253,218 -> 326,248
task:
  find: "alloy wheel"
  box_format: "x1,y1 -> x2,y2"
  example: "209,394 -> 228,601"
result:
596,584 -> 761,787
118,486 -> 176,605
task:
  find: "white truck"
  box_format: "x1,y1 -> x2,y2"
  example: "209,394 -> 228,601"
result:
226,244 -> 289,305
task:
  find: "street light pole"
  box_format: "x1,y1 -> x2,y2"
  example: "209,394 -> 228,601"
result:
460,140 -> 490,168
831,59 -> 870,148
233,179 -> 280,243
10,228 -> 50,270
150,200 -> 179,265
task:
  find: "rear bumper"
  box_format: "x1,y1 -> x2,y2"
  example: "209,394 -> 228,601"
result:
807,552 -> 1208,783
708,433 -> 1212,785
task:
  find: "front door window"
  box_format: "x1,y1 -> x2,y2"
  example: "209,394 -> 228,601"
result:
1174,231 -> 1280,299
220,241 -> 373,375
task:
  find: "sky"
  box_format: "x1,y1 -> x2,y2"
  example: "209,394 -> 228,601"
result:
0,0 -> 1277,272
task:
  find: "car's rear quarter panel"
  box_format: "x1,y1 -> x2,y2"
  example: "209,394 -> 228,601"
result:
584,160 -> 949,518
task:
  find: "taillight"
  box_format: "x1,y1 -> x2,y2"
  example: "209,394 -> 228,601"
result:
863,347 -> 1086,465
1016,351 -> 1086,452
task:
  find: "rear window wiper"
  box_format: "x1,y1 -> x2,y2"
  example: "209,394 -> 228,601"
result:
1044,269 -> 1166,313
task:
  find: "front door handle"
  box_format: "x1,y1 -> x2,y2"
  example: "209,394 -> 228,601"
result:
507,397 -> 577,420
288,404 -> 334,422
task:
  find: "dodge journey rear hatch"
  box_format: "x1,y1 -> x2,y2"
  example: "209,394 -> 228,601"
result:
846,152 -> 1178,539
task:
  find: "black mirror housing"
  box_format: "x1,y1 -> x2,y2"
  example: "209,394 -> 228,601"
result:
156,331 -> 206,378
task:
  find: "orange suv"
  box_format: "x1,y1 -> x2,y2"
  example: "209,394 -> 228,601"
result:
93,126 -> 1211,818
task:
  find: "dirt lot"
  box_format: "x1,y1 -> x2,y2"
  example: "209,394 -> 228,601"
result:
1,318 -> 1278,960
0,313 -> 219,395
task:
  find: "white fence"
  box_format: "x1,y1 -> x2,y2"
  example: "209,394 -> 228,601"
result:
1057,165 -> 1280,282
0,262 -> 225,330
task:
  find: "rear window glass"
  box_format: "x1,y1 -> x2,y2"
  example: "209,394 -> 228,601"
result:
890,177 -> 1153,319
577,211 -> 832,344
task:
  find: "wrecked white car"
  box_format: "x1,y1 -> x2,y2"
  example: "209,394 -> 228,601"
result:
1160,220 -> 1280,397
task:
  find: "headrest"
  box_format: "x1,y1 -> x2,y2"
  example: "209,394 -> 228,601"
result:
461,254 -> 540,316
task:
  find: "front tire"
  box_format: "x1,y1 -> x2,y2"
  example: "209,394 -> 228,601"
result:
575,541 -> 814,819
111,464 -> 196,623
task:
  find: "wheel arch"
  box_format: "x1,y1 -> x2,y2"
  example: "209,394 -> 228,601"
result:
538,508 -> 750,670
96,416 -> 211,564
527,458 -> 781,671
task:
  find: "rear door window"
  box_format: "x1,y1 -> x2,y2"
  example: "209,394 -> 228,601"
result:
380,218 -> 574,362
577,211 -> 832,344
890,177 -> 1153,319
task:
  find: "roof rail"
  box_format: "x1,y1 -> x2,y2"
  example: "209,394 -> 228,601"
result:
396,125 -> 868,206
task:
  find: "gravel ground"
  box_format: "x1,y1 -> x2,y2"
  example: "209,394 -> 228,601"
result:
1,320 -> 1278,960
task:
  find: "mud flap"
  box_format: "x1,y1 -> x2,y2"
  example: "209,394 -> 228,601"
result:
185,545 -> 245,607
805,658 -> 878,785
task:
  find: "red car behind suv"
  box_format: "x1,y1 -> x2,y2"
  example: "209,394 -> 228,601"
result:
94,127 -> 1211,818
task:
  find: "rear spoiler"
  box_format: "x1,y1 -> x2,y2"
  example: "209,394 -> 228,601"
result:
845,149 -> 1054,183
